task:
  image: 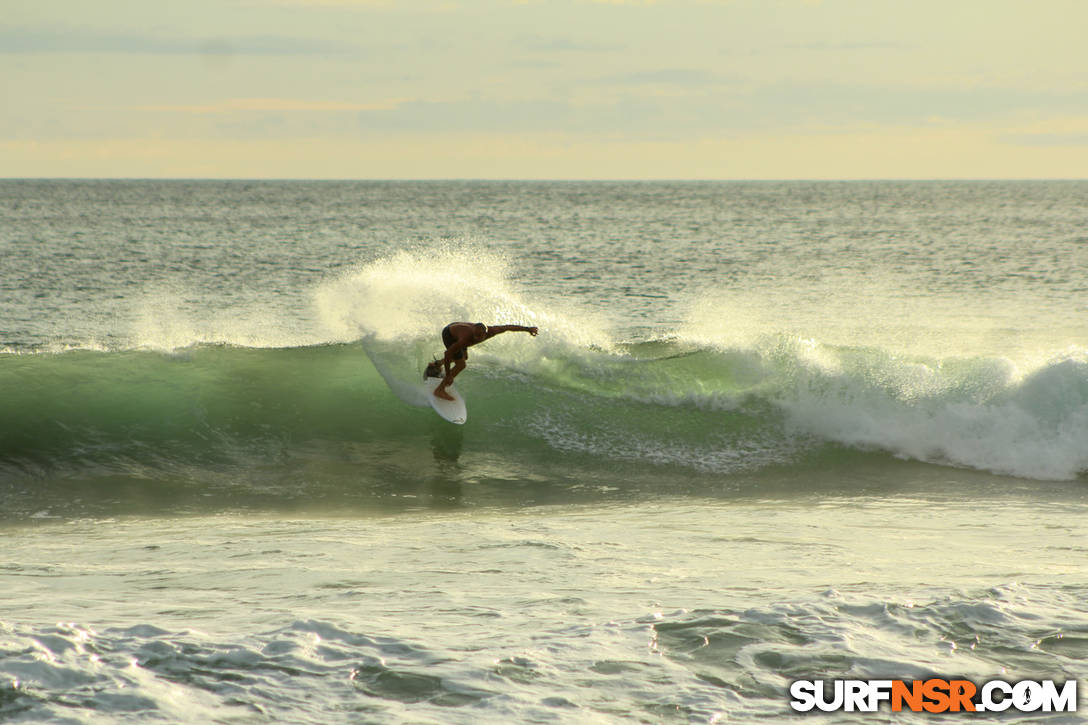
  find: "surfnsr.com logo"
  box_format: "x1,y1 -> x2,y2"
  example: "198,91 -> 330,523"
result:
789,679 -> 1078,713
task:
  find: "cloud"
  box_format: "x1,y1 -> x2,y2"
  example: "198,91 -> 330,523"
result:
781,41 -> 904,52
0,26 -> 340,56
240,0 -> 392,5
351,95 -> 739,139
345,82 -> 1088,143
593,68 -> 733,86
1000,133 -> 1088,147
519,34 -> 624,53
237,0 -> 443,6
101,98 -> 411,114
742,82 -> 1088,129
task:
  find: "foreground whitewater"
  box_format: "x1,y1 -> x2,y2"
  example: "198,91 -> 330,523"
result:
4,500 -> 1087,723
2,180 -> 1086,722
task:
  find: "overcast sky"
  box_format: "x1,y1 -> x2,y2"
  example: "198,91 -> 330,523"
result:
3,0 -> 1087,178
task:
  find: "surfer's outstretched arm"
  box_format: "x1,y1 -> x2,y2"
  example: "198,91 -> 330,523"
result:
483,325 -> 538,339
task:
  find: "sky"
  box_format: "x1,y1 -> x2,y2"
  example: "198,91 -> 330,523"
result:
3,0 -> 1087,179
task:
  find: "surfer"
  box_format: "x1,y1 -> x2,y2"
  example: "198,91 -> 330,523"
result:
427,322 -> 538,400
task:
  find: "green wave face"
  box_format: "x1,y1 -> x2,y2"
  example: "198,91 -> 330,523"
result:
2,339 -> 1086,518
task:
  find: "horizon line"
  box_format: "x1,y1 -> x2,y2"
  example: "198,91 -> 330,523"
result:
3,176 -> 1087,183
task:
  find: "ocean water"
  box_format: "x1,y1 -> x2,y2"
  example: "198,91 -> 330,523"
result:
1,180 -> 1087,723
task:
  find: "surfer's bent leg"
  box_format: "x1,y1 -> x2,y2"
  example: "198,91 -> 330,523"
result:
434,326 -> 468,400
434,358 -> 464,400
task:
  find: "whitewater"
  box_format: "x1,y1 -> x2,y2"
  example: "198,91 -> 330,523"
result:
2,180 -> 1086,723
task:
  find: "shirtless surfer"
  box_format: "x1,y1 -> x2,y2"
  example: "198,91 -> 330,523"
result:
426,322 -> 538,400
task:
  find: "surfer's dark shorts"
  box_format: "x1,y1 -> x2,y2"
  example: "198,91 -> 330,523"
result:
442,325 -> 466,360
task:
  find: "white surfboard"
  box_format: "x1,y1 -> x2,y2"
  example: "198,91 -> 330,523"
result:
423,377 -> 467,424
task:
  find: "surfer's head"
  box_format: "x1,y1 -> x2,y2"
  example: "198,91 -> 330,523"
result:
473,323 -> 488,340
